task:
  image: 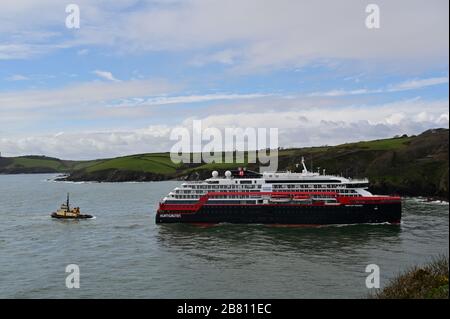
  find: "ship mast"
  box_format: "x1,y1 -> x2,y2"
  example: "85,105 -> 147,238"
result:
301,156 -> 308,173
67,193 -> 70,211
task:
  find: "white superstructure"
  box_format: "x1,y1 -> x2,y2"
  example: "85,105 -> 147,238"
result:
162,157 -> 372,204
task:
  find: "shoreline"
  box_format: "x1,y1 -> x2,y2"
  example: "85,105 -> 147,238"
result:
2,129 -> 448,200
3,172 -> 448,202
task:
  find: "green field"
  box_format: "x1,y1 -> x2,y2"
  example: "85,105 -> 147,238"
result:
12,157 -> 66,170
85,154 -> 181,174
343,135 -> 413,151
1,129 -> 448,198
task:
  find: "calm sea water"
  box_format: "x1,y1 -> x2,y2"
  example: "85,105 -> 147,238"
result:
0,174 -> 448,298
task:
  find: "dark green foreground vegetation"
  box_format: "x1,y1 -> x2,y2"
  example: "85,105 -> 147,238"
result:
1,128 -> 448,199
372,256 -> 449,299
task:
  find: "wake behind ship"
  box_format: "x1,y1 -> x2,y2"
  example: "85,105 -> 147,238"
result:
156,158 -> 402,225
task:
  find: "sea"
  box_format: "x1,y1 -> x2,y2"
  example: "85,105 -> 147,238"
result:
0,174 -> 448,298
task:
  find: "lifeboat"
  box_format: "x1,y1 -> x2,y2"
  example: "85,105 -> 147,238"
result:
269,194 -> 292,203
291,194 -> 312,204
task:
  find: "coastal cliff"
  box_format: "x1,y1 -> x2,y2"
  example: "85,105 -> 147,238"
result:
372,256 -> 448,299
1,128 -> 448,199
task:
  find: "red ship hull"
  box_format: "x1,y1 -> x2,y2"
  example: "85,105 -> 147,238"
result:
156,192 -> 402,225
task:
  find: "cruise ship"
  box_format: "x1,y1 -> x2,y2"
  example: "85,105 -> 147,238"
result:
155,158 -> 402,225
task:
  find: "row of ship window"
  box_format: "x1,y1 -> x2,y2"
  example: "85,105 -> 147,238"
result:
175,186 -> 354,194
182,184 -> 349,190
273,184 -> 346,189
184,184 -> 259,189
171,189 -> 357,199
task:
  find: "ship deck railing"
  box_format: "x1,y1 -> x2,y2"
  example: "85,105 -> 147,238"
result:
158,191 -> 401,212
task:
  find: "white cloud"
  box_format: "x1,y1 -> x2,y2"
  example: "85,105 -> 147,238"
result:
1,0 -> 448,72
77,49 -> 89,56
385,113 -> 406,125
181,98 -> 448,129
1,97 -> 447,159
190,49 -> 240,66
308,76 -> 449,97
5,74 -> 29,81
415,112 -> 429,123
112,93 -> 274,107
389,76 -> 449,91
0,1 -> 447,159
0,79 -> 175,110
309,88 -> 376,97
437,113 -> 449,125
106,0 -> 447,72
0,126 -> 174,160
93,70 -> 120,82
0,43 -> 44,60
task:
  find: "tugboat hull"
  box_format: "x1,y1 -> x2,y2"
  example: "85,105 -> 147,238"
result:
51,213 -> 93,219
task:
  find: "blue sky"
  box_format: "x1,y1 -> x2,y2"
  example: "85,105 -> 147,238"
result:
0,0 -> 448,159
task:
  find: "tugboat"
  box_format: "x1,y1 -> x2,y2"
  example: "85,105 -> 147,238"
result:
51,193 -> 93,219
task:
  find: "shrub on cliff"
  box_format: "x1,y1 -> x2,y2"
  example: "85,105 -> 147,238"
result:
372,256 -> 449,299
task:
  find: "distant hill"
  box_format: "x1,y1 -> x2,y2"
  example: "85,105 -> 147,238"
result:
0,155 -> 99,174
1,128 -> 448,199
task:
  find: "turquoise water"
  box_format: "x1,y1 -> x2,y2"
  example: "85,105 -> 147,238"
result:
0,174 -> 448,298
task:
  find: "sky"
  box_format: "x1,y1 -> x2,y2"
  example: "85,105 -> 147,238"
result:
0,0 -> 448,159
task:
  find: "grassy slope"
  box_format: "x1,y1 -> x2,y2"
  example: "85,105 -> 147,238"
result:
11,157 -> 66,170
84,154 -> 181,174
0,155 -> 101,173
1,129 -> 448,197
372,256 -> 449,299
64,136 -> 422,175
0,137 -> 417,174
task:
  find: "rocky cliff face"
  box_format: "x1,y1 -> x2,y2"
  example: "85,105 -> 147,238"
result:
2,129 -> 448,199
179,129 -> 449,199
